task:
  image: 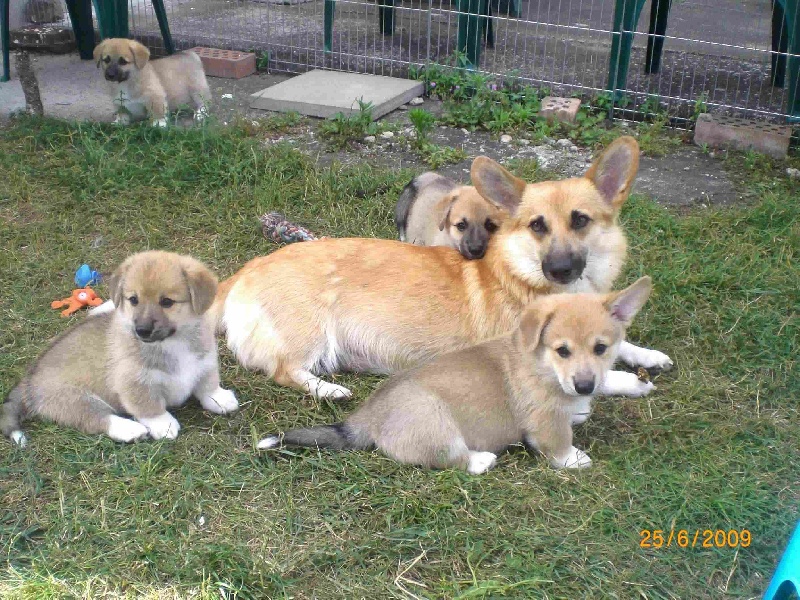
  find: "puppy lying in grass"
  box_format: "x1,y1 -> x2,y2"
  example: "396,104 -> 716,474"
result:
259,277 -> 653,473
1,251 -> 238,446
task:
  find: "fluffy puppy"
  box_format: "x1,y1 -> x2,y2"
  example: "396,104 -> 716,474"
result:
1,251 -> 238,446
93,38 -> 211,127
395,172 -> 509,259
259,277 -> 653,473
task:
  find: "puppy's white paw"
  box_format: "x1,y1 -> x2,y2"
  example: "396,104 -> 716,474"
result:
194,107 -> 209,122
113,113 -> 130,125
312,381 -> 352,400
570,412 -> 591,426
89,300 -> 116,317
600,371 -> 656,398
467,451 -> 497,475
107,416 -> 149,443
552,446 -> 592,469
10,430 -> 28,447
619,342 -> 673,371
199,387 -> 239,414
152,118 -> 168,128
138,412 -> 181,440
257,436 -> 280,450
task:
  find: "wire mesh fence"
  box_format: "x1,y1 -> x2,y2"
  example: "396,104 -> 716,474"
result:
14,0 -> 800,124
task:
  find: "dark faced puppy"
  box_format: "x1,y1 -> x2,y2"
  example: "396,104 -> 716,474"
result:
438,186 -> 505,259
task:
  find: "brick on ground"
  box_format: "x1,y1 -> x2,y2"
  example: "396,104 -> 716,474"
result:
191,48 -> 256,79
694,113 -> 791,159
539,96 -> 581,124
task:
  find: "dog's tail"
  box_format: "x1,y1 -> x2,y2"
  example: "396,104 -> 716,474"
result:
394,177 -> 418,242
257,422 -> 372,452
1,385 -> 29,447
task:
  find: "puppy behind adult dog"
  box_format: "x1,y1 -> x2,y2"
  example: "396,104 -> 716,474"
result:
395,172 -> 509,259
1,251 -> 238,447
259,278 -> 653,472
213,136 -> 672,400
93,38 -> 211,127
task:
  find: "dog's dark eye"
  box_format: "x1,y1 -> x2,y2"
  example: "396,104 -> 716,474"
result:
530,216 -> 548,234
128,296 -> 139,306
556,345 -> 571,358
103,56 -> 111,64
456,220 -> 468,232
594,343 -> 607,356
485,219 -> 498,233
118,57 -> 128,65
571,211 -> 591,230
160,298 -> 175,308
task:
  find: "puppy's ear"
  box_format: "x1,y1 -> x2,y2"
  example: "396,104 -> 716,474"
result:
471,156 -> 526,216
604,276 -> 652,326
584,136 -> 640,210
93,40 -> 108,68
107,258 -> 132,308
182,257 -> 218,315
130,41 -> 151,69
517,306 -> 552,351
438,195 -> 457,231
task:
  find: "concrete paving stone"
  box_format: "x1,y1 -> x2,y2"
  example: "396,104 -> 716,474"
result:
694,113 -> 791,160
250,70 -> 424,119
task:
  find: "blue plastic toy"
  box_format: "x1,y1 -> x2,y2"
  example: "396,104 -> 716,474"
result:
764,521 -> 800,600
75,264 -> 101,288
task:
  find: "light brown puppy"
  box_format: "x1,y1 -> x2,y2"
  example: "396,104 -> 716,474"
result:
93,39 -> 211,127
1,251 -> 238,446
395,172 -> 509,259
213,136 -> 672,400
258,278 -> 653,473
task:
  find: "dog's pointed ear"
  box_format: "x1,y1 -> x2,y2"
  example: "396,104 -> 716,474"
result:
93,40 -> 108,68
182,257 -> 218,315
108,257 -> 133,308
517,305 -> 553,351
471,156 -> 526,216
604,276 -> 652,325
130,41 -> 151,69
438,194 -> 458,231
584,136 -> 640,209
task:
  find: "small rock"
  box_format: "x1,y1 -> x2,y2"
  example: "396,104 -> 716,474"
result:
364,135 -> 376,143
461,128 -> 470,135
546,137 -> 557,147
380,131 -> 394,139
221,93 -> 233,100
500,134 -> 513,144
786,167 -> 800,180
619,121 -> 630,128
90,236 -> 104,249
407,131 -> 417,139
683,167 -> 691,171
556,138 -> 572,149
409,97 -> 424,106
519,139 -> 530,146
398,104 -> 409,111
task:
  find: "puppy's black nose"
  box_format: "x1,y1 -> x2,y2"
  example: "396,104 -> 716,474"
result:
466,245 -> 486,259
135,326 -> 154,339
574,377 -> 595,395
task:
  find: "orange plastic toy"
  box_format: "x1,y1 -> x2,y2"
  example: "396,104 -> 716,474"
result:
51,288 -> 104,317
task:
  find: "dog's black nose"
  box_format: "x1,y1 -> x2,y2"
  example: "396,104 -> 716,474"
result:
543,254 -> 586,284
574,377 -> 595,395
466,245 -> 486,259
135,326 -> 154,339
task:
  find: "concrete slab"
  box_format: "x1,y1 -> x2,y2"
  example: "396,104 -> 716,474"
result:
249,70 -> 424,120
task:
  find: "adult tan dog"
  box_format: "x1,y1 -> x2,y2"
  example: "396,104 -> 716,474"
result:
213,136 -> 672,399
258,278 -> 653,473
93,39 -> 211,127
395,172 -> 508,259
1,251 -> 238,446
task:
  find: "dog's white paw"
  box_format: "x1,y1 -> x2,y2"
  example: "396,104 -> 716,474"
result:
619,342 -> 673,371
199,387 -> 239,414
570,412 -> 591,426
113,113 -> 130,125
89,300 -> 116,317
467,451 -> 497,475
138,412 -> 181,440
107,416 -> 149,443
599,371 -> 656,398
194,107 -> 209,122
552,446 -> 592,469
308,380 -> 352,400
257,436 -> 280,450
152,118 -> 168,128
10,430 -> 28,447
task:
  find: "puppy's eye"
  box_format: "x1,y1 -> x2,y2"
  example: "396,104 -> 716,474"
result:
556,345 -> 571,358
455,220 -> 468,232
118,57 -> 128,65
594,343 -> 607,356
103,56 -> 111,64
571,211 -> 591,230
128,296 -> 139,306
485,219 -> 498,233
530,216 -> 548,234
160,298 -> 175,308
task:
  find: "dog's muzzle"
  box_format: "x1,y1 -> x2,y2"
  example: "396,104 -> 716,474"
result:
104,65 -> 129,83
542,253 -> 586,285
134,326 -> 175,343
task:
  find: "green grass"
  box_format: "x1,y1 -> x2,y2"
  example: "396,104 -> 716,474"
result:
1,116 -> 798,599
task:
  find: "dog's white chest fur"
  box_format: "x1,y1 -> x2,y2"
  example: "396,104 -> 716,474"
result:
139,339 -> 217,407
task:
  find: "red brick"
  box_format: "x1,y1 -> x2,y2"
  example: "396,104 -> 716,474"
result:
694,113 -> 791,160
190,47 -> 256,79
539,96 -> 581,124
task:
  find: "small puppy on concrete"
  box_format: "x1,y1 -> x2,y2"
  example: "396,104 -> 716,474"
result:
395,172 -> 509,259
259,277 -> 652,473
1,251 -> 238,447
93,38 -> 211,127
